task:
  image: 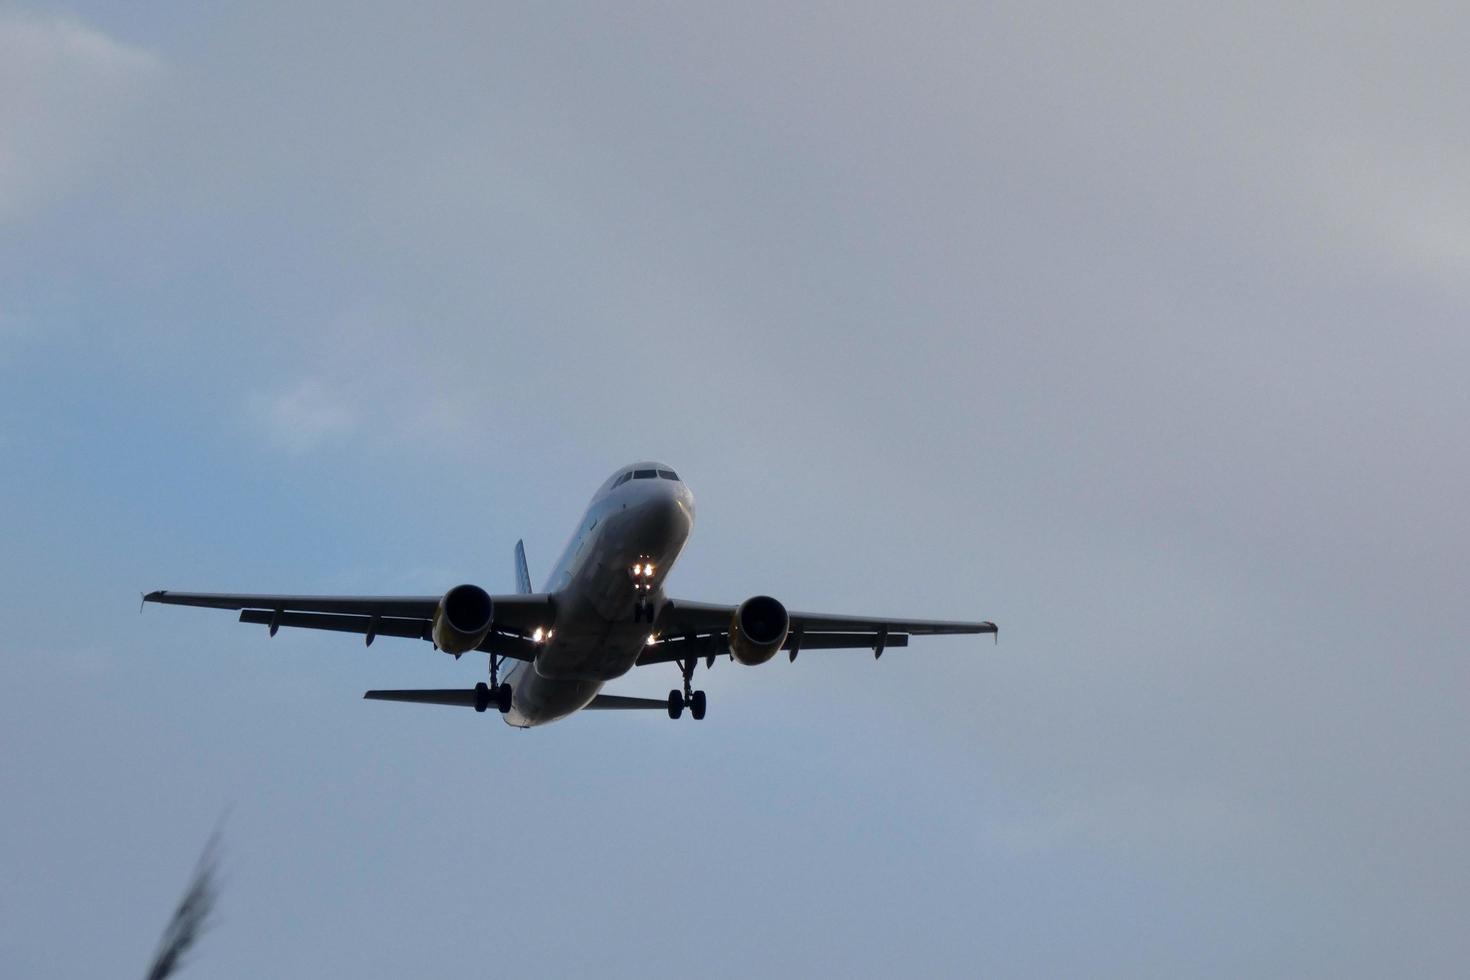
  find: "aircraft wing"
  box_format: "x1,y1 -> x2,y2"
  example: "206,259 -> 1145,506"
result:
142,590 -> 555,662
638,598 -> 996,665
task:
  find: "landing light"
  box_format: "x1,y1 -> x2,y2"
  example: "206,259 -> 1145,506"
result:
646,634 -> 658,645
532,627 -> 545,643
644,563 -> 655,576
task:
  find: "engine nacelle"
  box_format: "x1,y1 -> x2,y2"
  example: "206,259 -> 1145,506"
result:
729,595 -> 789,666
432,584 -> 494,656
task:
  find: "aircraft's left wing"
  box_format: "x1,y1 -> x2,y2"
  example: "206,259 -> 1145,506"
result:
143,590 -> 554,661
638,598 -> 996,665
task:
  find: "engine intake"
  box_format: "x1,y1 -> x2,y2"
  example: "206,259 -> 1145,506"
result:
730,595 -> 789,666
432,584 -> 494,656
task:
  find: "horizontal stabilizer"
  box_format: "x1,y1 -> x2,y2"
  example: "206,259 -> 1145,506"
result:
581,694 -> 668,710
363,689 -> 669,710
364,689 -> 478,707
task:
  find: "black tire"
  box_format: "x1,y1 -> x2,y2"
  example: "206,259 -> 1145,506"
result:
495,683 -> 513,714
473,681 -> 490,713
667,689 -> 684,720
690,690 -> 707,721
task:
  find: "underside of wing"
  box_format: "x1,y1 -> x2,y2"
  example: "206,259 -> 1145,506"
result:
144,590 -> 554,661
638,596 -> 996,666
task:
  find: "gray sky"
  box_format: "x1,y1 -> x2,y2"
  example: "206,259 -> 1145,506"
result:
2,3 -> 1467,977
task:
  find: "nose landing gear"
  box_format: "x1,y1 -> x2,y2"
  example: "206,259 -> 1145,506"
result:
667,656 -> 706,720
631,558 -> 657,623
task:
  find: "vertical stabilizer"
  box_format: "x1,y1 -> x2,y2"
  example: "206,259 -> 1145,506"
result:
514,539 -> 533,595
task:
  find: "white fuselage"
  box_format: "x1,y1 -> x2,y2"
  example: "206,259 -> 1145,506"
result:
502,462 -> 694,727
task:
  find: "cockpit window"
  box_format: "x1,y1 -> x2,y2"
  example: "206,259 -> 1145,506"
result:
633,469 -> 657,479
613,471 -> 633,488
657,470 -> 679,481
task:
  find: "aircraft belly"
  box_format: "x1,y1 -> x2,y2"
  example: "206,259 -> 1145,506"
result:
504,597 -> 648,726
532,574 -> 647,681
503,671 -> 601,728
534,626 -> 644,681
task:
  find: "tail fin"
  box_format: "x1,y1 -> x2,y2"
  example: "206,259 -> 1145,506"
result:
514,539 -> 533,595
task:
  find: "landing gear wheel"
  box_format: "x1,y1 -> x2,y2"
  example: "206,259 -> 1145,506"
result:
484,654 -> 512,713
672,657 -> 703,720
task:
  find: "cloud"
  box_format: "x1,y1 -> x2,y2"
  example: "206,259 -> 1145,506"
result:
0,11 -> 162,220
245,378 -> 357,454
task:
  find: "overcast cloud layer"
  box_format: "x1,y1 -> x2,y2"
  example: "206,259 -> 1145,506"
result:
2,4 -> 1467,977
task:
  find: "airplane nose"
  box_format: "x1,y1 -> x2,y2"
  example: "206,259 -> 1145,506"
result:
633,483 -> 693,541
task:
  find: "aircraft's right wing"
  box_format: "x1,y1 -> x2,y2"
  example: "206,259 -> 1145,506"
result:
143,590 -> 555,662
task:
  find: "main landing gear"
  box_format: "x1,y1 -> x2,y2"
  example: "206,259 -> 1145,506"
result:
475,654 -> 513,714
667,656 -> 707,721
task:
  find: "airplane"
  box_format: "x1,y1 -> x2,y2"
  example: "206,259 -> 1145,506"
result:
145,461 -> 997,727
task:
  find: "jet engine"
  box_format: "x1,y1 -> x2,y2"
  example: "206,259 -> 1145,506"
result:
432,584 -> 494,656
729,595 -> 790,665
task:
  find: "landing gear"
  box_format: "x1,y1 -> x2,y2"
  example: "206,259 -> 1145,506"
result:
477,655 -> 512,714
669,657 -> 706,721
633,599 -> 655,624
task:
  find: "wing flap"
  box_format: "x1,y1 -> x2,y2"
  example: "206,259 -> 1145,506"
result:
234,610 -> 541,662
239,609 -> 430,641
656,597 -> 995,639
478,632 -> 540,663
791,613 -> 995,636
636,631 -> 911,666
